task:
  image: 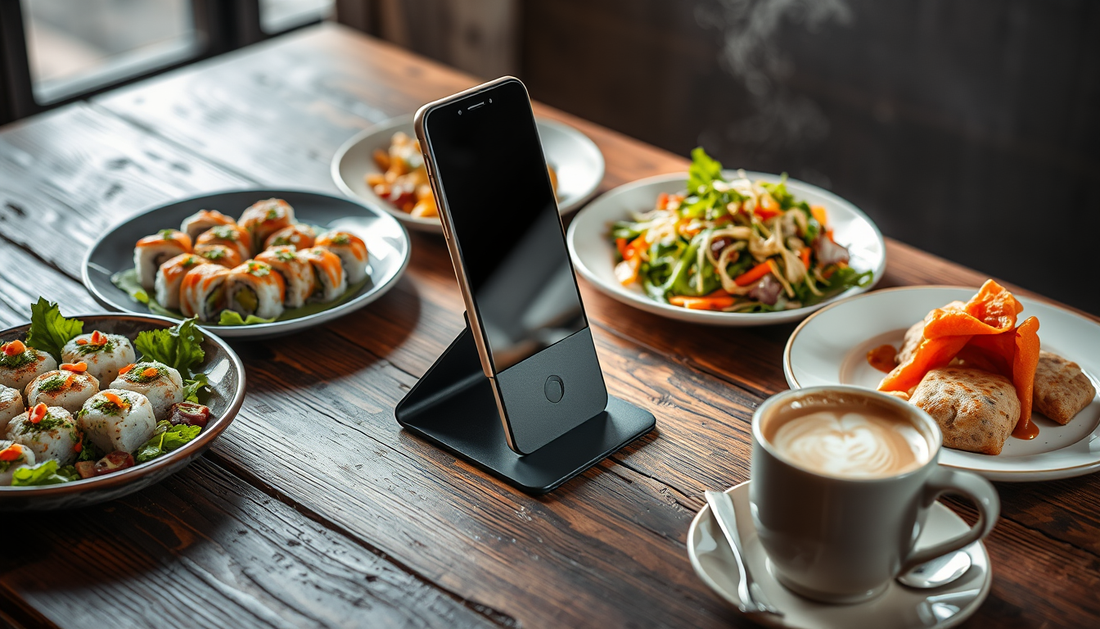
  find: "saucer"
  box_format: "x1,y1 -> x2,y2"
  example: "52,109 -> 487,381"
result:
687,481 -> 992,628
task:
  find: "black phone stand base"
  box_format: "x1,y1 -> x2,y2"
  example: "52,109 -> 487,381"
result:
394,325 -> 656,494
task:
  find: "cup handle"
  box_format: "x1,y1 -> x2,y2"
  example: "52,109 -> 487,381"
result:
900,466 -> 1000,573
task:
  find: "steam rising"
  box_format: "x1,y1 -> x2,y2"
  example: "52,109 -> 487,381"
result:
696,0 -> 852,152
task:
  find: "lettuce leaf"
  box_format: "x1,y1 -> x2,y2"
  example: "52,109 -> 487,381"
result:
135,318 -> 205,379
11,460 -> 74,486
687,147 -> 723,196
182,373 -> 209,403
218,310 -> 276,326
25,298 -> 83,362
135,420 -> 202,463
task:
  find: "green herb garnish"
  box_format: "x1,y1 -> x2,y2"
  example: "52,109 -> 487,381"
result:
36,374 -> 70,393
18,411 -> 67,434
25,298 -> 83,362
11,460 -> 74,486
135,420 -> 202,463
134,319 -> 205,379
0,348 -> 34,369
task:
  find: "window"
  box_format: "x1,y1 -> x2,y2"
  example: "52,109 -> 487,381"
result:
21,0 -> 201,104
259,0 -> 333,35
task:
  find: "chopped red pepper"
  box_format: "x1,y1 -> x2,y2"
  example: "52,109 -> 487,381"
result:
29,403 -> 47,424
76,338 -> 89,345
90,330 -> 107,345
0,444 -> 22,461
2,340 -> 25,356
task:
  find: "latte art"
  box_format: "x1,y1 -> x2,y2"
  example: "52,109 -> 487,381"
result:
771,411 -> 930,478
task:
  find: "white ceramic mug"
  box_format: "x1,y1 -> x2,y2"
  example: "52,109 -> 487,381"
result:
749,386 -> 1000,604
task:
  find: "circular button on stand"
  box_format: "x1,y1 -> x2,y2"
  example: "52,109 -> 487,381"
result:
544,375 -> 564,403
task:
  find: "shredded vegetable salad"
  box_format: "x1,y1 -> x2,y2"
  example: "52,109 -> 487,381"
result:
610,149 -> 873,312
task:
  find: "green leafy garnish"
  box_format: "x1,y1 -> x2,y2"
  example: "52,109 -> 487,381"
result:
11,460 -> 73,486
111,269 -> 175,316
218,311 -> 275,326
36,374 -> 70,393
182,373 -> 209,403
18,411 -> 67,434
135,420 -> 202,463
25,298 -> 83,362
687,147 -> 722,195
134,319 -> 205,379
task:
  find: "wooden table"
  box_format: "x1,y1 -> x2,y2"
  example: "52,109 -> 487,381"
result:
1,24 -> 1097,629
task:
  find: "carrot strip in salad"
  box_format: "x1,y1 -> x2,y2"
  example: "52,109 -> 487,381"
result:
734,260 -> 775,287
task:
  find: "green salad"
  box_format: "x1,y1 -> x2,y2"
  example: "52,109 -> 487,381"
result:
610,148 -> 872,313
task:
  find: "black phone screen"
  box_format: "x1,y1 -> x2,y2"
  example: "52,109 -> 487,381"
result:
424,80 -> 587,372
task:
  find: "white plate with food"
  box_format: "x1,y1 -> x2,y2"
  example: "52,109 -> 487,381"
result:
784,284 -> 1100,481
83,189 -> 411,339
331,114 -> 605,233
566,150 -> 885,326
0,299 -> 245,510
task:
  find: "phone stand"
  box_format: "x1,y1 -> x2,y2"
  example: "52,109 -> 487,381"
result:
394,322 -> 656,494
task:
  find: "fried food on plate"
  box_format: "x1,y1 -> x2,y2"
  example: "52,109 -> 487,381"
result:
910,367 -> 1020,455
1034,351 -> 1096,424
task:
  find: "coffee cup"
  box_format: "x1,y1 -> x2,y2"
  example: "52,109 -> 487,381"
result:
750,386 -> 999,604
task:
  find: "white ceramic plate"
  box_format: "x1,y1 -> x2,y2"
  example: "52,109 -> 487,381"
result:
332,114 -> 605,233
565,172 -> 886,326
83,189 -> 411,340
784,286 -> 1100,481
688,481 -> 991,629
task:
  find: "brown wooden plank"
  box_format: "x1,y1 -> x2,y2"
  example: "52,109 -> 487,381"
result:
0,243 -> 104,328
0,103 -> 250,279
0,458 -> 497,629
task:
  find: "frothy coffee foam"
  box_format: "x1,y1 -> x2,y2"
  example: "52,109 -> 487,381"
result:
770,410 -> 930,478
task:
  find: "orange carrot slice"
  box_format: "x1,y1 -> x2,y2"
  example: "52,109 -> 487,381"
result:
1011,316 -> 1041,436
60,362 -> 87,373
2,340 -> 25,356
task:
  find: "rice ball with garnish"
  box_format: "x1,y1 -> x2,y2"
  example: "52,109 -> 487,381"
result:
78,389 -> 157,455
0,441 -> 36,485
109,361 -> 184,421
6,404 -> 80,466
61,331 -> 137,385
25,363 -> 100,414
0,340 -> 57,392
0,385 -> 25,433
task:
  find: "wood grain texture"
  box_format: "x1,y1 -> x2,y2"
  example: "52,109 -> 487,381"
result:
1,22 -> 1099,629
0,459 -> 496,629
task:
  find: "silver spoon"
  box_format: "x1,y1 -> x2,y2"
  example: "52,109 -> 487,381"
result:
898,549 -> 973,589
705,490 -> 784,616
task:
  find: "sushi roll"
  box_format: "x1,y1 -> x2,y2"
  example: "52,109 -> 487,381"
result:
196,225 -> 252,263
225,260 -> 286,320
194,243 -> 243,269
0,441 -> 35,485
78,389 -> 157,455
25,362 -> 100,414
6,404 -> 80,466
240,198 -> 295,251
134,229 -> 192,292
181,209 -> 236,242
0,340 -> 58,392
61,330 -> 137,385
264,223 -> 316,251
109,361 -> 184,421
316,231 -> 369,284
180,264 -> 231,322
255,246 -> 315,308
0,385 -> 25,433
298,247 -> 347,303
154,253 -> 207,310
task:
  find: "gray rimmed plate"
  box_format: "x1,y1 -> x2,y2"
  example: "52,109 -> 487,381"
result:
0,314 -> 245,511
332,114 -> 605,233
82,189 -> 411,339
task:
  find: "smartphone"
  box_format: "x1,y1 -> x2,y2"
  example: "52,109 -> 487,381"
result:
415,77 -> 608,454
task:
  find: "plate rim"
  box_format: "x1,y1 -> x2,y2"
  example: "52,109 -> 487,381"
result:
330,113 -> 607,233
783,284 -> 1100,480
0,312 -> 246,499
80,187 -> 412,338
566,171 -> 887,326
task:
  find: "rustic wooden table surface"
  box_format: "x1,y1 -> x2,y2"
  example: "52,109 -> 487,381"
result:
1,24 -> 1098,629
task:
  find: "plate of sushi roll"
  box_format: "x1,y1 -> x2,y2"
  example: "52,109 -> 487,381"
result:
0,299 -> 245,511
82,189 -> 411,339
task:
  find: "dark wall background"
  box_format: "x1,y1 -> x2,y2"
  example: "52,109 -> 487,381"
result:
519,0 -> 1100,314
